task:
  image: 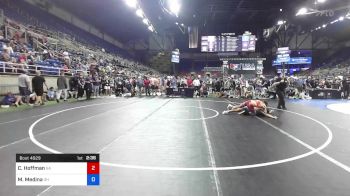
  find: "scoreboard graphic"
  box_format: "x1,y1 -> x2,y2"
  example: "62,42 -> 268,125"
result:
201,32 -> 256,53
16,154 -> 100,186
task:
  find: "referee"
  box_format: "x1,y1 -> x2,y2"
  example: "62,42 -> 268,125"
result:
275,77 -> 288,110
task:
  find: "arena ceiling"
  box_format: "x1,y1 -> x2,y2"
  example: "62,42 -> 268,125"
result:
49,0 -> 349,43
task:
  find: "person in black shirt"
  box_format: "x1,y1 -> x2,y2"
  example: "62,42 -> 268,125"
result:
275,78 -> 288,110
69,74 -> 79,99
85,74 -> 93,100
31,71 -> 48,105
324,79 -> 331,89
77,74 -> 85,100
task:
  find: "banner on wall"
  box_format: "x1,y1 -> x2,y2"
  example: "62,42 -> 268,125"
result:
273,57 -> 312,66
202,67 -> 222,72
226,58 -> 264,74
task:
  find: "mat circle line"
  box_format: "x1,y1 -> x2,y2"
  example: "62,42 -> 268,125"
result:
28,99 -> 333,171
152,106 -> 219,121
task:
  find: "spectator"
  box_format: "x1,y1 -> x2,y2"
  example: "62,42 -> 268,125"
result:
18,69 -> 31,103
144,77 -> 151,96
69,74 -> 79,99
32,71 -> 48,106
0,31 -> 4,40
1,92 -> 23,107
77,74 -> 85,100
92,73 -> 101,98
342,77 -> 349,99
27,93 -> 37,105
47,87 -> 55,101
63,51 -> 70,66
56,72 -> 68,103
7,40 -> 15,54
85,74 -> 93,100
136,76 -> 143,96
193,77 -> 201,97
103,76 -> 111,96
187,76 -> 193,87
63,64 -> 69,74
1,48 -> 11,63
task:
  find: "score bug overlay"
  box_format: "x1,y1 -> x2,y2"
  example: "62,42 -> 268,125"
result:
16,154 -> 100,186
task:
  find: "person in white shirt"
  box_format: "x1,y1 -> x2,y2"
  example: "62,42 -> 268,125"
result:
18,70 -> 31,103
193,78 -> 201,97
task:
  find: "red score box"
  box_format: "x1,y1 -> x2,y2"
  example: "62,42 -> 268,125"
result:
87,162 -> 100,174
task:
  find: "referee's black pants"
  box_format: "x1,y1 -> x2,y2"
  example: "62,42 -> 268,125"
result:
276,90 -> 286,109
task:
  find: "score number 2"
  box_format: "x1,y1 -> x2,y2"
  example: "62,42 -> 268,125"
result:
87,162 -> 100,186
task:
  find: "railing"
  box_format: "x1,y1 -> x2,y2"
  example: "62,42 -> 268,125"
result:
0,61 -> 88,77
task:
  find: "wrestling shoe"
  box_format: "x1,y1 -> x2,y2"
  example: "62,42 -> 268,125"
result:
222,111 -> 229,115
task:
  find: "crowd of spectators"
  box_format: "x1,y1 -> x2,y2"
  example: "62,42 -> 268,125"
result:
0,17 -> 159,77
0,14 -> 163,107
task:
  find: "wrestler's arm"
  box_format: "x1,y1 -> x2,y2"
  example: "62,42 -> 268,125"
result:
259,110 -> 278,119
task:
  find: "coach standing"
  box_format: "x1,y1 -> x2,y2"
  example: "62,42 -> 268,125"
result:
56,72 -> 68,103
18,69 -> 31,103
32,71 -> 48,106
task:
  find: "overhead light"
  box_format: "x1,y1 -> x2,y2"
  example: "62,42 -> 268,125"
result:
148,26 -> 154,32
317,0 -> 326,3
142,18 -> 149,25
331,19 -> 339,24
339,16 -> 345,21
280,8 -> 283,12
277,20 -> 286,25
322,24 -> 327,28
346,12 -> 350,19
136,9 -> 143,18
175,22 -> 178,25
125,0 -> 138,8
167,0 -> 181,17
296,7 -> 308,16
181,23 -> 184,26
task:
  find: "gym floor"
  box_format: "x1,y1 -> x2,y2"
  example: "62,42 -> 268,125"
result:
0,97 -> 349,196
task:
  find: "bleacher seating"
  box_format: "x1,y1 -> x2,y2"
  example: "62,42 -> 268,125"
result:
0,0 -> 160,78
0,0 -> 128,56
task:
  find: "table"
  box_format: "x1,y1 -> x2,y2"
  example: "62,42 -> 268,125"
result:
309,89 -> 342,99
166,88 -> 195,98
